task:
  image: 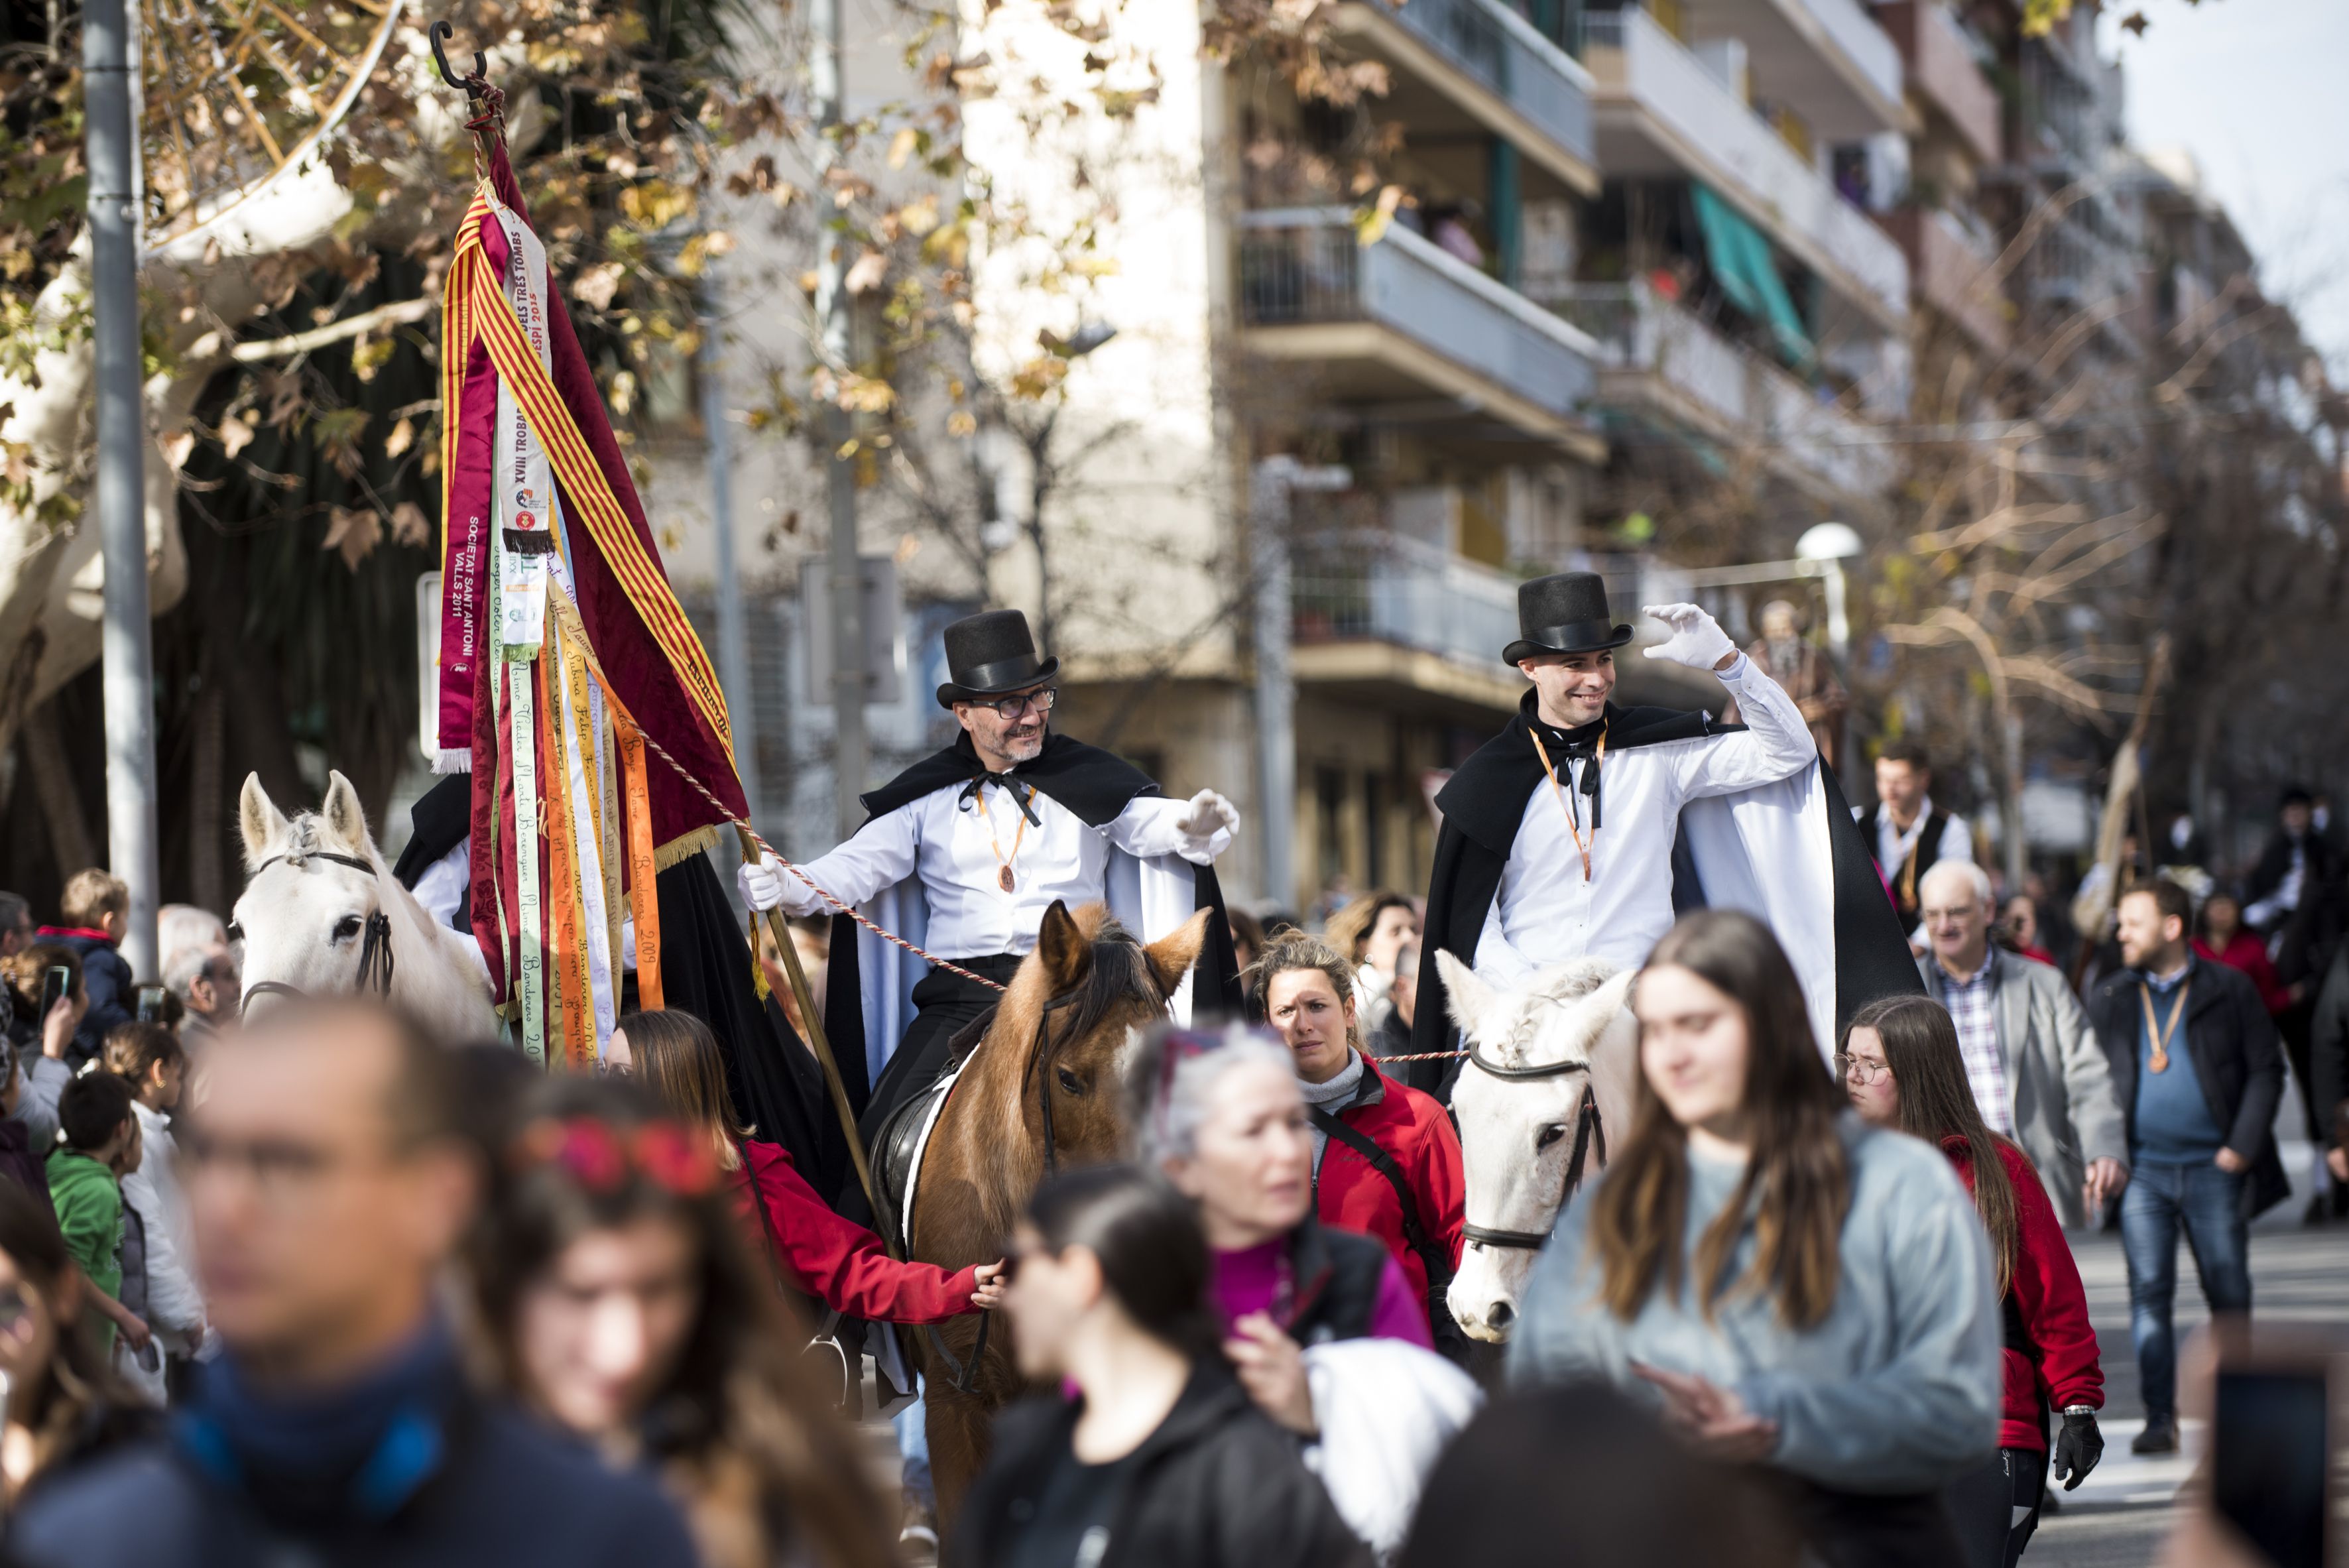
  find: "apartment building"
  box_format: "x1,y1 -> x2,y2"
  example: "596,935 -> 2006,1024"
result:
659,0 -> 2330,912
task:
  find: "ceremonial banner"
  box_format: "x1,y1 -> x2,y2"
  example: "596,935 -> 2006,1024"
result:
438,139 -> 749,1062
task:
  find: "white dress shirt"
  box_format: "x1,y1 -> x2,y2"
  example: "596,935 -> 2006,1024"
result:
775,780 -> 1231,959
1866,797 -> 1973,876
1475,656 -> 1819,984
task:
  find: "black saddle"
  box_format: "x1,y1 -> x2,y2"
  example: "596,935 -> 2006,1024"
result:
868,1004 -> 1000,1255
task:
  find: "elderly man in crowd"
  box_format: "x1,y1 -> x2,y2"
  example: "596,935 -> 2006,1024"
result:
11,998 -> 698,1566
164,942 -> 241,1054
1915,859 -> 2128,1228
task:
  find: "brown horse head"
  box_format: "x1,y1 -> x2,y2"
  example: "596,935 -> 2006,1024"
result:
925,899 -> 1210,1256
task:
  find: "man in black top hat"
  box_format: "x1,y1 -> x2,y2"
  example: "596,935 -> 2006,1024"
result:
1408,573 -> 1917,1097
739,609 -> 1245,1136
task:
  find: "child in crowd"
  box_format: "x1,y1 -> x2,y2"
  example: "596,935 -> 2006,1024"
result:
44,1073 -> 150,1360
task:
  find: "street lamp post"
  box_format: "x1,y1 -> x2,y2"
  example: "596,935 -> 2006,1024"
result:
86,0 -> 159,979
1249,456 -> 1350,912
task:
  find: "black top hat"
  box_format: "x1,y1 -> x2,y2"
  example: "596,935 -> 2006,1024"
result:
935,609 -> 1061,709
1502,572 -> 1634,665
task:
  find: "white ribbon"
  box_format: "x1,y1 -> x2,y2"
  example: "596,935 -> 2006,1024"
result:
492,201 -> 557,656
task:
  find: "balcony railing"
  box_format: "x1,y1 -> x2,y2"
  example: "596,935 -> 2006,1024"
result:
1553,281 -> 1896,498
1876,206 -> 2008,351
1374,0 -> 1596,170
1874,1 -> 2000,165
1239,208 -> 1602,422
1579,5 -> 1909,320
1791,0 -> 1905,121
1292,531 -> 1522,672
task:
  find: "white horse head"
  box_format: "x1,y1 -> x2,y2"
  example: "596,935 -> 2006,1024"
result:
233,771 -> 497,1043
1439,951 -> 1640,1343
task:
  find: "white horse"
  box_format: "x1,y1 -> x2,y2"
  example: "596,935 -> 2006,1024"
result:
1437,953 -> 1640,1343
234,771 -> 497,1042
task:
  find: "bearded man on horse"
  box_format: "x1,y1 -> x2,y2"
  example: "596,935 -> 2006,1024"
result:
739,609 -> 1247,1174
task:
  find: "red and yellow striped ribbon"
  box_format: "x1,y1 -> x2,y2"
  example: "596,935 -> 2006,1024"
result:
450,188 -> 735,764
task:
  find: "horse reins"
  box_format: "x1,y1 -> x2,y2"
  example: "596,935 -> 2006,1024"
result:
239,852 -> 397,1013
1457,1043 -> 1607,1252
929,952 -> 1166,1397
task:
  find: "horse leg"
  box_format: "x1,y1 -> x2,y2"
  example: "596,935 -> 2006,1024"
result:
924,1379 -> 995,1530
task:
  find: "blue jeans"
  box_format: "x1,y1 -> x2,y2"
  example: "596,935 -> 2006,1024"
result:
2120,1160 -> 2251,1423
894,1382 -> 933,1510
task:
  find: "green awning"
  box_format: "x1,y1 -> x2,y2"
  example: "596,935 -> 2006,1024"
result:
1691,183 -> 1814,369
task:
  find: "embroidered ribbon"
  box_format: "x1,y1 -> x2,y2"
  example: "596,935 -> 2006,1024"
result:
492,202 -> 556,657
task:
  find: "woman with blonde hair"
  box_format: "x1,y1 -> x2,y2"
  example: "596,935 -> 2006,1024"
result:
1245,929 -> 1463,1353
1510,910 -> 2000,1568
615,1009 -> 1002,1328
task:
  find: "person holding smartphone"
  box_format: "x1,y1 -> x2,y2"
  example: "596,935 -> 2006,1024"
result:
1,947 -> 86,1156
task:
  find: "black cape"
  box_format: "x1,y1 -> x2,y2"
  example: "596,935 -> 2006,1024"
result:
821,731 -> 1245,1109
1406,691 -> 1921,1099
394,775 -> 848,1203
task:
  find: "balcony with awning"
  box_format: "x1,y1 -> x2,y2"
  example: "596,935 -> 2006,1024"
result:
1577,4 -> 1910,328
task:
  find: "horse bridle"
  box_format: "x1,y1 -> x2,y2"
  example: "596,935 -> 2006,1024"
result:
239,852 -> 397,1014
1457,1041 -> 1607,1252
930,946 -> 1168,1396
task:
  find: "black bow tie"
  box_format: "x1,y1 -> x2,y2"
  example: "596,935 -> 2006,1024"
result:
961,771 -> 1042,826
1536,725 -> 1604,828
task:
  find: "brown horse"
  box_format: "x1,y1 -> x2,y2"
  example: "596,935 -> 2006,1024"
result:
906,898 -> 1209,1514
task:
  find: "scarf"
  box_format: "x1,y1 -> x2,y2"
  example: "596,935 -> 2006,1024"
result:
182,1315 -> 461,1522
1300,1050 -> 1367,1175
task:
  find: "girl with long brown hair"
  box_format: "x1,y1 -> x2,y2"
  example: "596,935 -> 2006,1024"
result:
615,1008 -> 1002,1329
471,1075 -> 898,1568
1509,910 -> 2002,1568
1840,996 -> 2104,1568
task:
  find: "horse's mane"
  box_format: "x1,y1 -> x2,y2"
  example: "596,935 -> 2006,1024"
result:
961,906 -> 1160,1240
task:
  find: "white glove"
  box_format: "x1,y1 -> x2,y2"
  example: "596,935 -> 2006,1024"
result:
737,853 -> 790,914
1641,603 -> 1737,672
1176,788 -> 1240,844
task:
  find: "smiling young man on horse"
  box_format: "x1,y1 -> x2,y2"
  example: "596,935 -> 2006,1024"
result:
1410,573 -> 1917,1098
738,609 -> 1246,1148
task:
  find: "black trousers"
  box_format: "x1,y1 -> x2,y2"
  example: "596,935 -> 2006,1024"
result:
857,953 -> 1024,1147
1946,1447 -> 2049,1568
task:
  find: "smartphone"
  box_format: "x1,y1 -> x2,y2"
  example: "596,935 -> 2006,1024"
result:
135,984 -> 166,1023
2210,1327 -> 2345,1568
36,965 -> 68,1022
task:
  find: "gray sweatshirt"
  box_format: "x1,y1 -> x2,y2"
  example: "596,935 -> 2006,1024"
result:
1508,1113 -> 2000,1494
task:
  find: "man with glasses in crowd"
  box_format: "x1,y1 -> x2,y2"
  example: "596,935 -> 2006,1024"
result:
165,943 -> 242,1054
11,996 -> 697,1566
739,608 -> 1246,1144
1912,858 -> 2128,1229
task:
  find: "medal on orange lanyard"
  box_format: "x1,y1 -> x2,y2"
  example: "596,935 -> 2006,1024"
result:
1529,725 -> 1606,882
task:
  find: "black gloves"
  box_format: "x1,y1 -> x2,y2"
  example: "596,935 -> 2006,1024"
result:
2051,1409 -> 2104,1490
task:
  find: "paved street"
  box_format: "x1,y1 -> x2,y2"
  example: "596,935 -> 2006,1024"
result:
2029,1144 -> 2349,1568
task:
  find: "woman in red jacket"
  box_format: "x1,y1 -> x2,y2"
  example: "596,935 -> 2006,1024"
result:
2196,891 -> 2292,1016
617,1010 -> 1003,1325
1249,930 -> 1465,1355
1840,995 -> 2104,1568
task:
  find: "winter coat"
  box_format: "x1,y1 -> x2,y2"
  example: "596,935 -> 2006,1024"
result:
6,1354 -> 697,1568
2086,957 -> 2290,1218
1309,1055 -> 1465,1324
2197,934 -> 2289,1016
0,1114 -> 56,1222
46,1148 -> 123,1352
1915,945 -> 2128,1227
1939,1136 -> 2102,1452
951,1365 -> 1368,1568
728,1139 -> 977,1324
38,930 -> 131,1065
119,1103 -> 206,1400
2313,945 -> 2349,1155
